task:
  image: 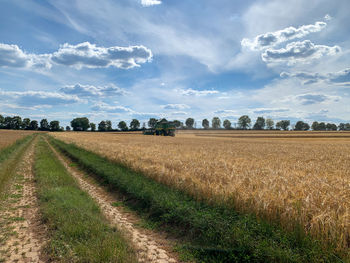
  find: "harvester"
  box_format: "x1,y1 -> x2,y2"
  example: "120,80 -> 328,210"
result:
143,119 -> 176,136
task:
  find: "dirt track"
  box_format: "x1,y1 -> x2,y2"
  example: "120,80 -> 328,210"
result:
0,139 -> 47,263
47,140 -> 179,263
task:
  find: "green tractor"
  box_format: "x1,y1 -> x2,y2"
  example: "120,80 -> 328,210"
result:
143,119 -> 176,136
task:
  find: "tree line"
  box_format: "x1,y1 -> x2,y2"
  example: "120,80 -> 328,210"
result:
1,114 -> 350,132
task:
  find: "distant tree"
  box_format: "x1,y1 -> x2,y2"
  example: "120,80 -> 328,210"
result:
70,117 -> 90,131
98,121 -> 107,131
311,121 -> 319,131
238,115 -> 251,129
66,126 -> 71,131
29,120 -> 38,130
318,122 -> 326,131
11,116 -> 22,130
130,119 -> 140,130
0,114 -> 4,128
212,117 -> 221,129
223,119 -> 231,129
118,121 -> 128,131
253,117 -> 265,130
202,119 -> 210,129
266,118 -> 274,130
90,123 -> 96,131
338,123 -> 345,131
22,118 -> 31,130
105,120 -> 112,131
276,120 -> 290,131
50,120 -> 60,131
40,119 -> 50,131
185,118 -> 195,129
295,121 -> 310,131
345,123 -> 350,130
326,123 -> 337,131
148,118 -> 157,128
173,120 -> 182,128
4,116 -> 12,129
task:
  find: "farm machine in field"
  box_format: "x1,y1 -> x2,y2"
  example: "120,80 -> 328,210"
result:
143,119 -> 176,136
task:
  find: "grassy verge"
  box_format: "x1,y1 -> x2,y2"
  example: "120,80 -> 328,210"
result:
0,135 -> 34,195
50,136 -> 347,263
35,137 -> 137,263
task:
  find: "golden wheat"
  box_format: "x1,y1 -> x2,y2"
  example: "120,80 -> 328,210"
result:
53,130 -> 350,252
0,130 -> 36,149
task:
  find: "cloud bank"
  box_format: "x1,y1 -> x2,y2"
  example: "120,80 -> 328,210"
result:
0,42 -> 152,70
241,21 -> 327,50
261,40 -> 340,64
141,0 -> 162,7
60,83 -> 128,97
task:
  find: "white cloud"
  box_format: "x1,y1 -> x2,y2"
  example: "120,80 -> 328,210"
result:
282,93 -> 340,105
141,0 -> 162,7
0,43 -> 51,69
176,88 -> 219,96
162,104 -> 190,110
281,68 -> 350,86
0,42 -> 152,70
261,40 -> 340,64
51,42 -> 152,69
91,102 -> 133,113
60,83 -> 128,97
0,90 -> 81,107
253,108 -> 289,114
241,21 -> 327,51
324,14 -> 332,21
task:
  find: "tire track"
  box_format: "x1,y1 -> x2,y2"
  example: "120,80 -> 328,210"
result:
0,138 -> 48,263
47,140 -> 179,263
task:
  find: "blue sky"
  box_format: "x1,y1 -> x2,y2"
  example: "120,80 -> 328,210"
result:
0,0 -> 349,127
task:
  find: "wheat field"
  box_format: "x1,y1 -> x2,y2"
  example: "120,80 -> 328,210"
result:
0,130 -> 36,149
53,131 -> 350,253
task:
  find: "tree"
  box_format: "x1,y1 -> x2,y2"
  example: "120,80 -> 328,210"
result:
98,121 -> 107,131
338,123 -> 345,131
202,119 -> 210,129
0,114 -> 4,128
148,118 -> 157,128
4,116 -> 12,129
212,117 -> 221,129
118,121 -> 128,131
50,120 -> 60,131
266,118 -> 274,130
40,119 -> 50,131
173,120 -> 182,128
223,119 -> 231,129
276,120 -> 290,131
11,116 -> 22,130
22,118 -> 31,130
66,126 -> 71,131
253,117 -> 265,130
185,118 -> 194,129
311,121 -> 319,131
326,123 -> 337,131
295,121 -> 310,131
29,120 -> 38,130
70,117 -> 90,131
238,115 -> 251,129
106,120 -> 112,131
130,119 -> 140,130
318,122 -> 326,131
90,123 -> 96,131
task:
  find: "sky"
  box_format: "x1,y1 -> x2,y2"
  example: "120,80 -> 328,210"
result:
0,0 -> 349,128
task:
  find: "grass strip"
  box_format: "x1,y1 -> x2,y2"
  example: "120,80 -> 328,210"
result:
50,137 -> 347,263
35,137 -> 137,263
0,135 -> 34,195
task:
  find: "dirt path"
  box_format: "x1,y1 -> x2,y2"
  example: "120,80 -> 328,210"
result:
0,138 -> 47,263
47,140 -> 179,263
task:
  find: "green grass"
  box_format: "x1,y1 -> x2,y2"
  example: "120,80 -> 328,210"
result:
34,137 -> 137,263
0,135 -> 34,195
49,136 -> 348,263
